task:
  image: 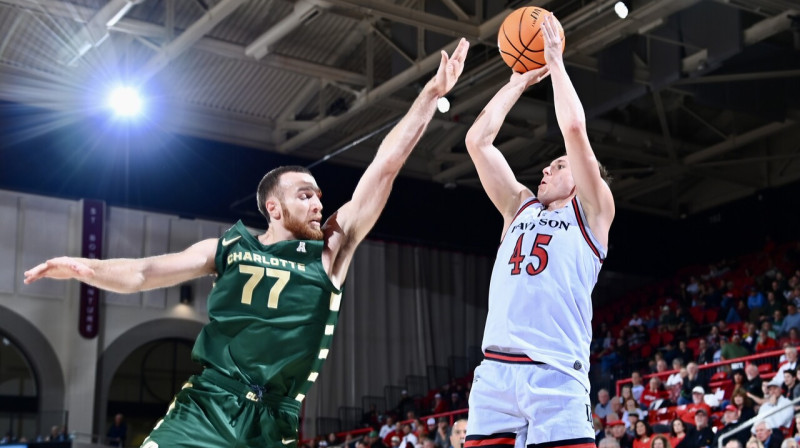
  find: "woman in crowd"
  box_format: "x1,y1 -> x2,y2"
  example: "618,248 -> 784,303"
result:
633,420 -> 654,448
668,418 -> 690,448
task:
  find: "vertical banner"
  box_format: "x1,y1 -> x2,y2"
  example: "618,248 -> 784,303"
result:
79,199 -> 104,339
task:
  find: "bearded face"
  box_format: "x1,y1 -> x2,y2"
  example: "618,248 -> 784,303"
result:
281,201 -> 323,240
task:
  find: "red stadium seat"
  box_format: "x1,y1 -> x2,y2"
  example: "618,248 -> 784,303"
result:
710,371 -> 728,381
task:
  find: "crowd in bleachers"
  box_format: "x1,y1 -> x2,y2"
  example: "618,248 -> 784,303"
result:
590,240 -> 800,448
303,379 -> 471,448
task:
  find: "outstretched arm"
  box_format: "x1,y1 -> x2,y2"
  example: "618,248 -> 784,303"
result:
323,38 -> 469,285
464,67 -> 550,227
24,238 -> 217,293
542,13 -> 614,247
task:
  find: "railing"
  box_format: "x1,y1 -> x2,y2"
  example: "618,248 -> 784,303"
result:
615,347 -> 786,396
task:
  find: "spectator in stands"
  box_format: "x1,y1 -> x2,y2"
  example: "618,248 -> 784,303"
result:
632,421 -> 653,448
368,431 -> 388,448
765,292 -> 785,320
679,362 -> 708,405
594,415 -> 606,445
753,421 -> 784,448
653,435 -> 672,448
708,326 -> 722,351
756,330 -> 780,354
762,321 -> 778,340
396,390 -> 415,417
431,393 -> 447,414
748,287 -> 767,321
448,419 -> 466,448
596,389 -> 613,420
631,372 -> 645,402
753,384 -> 794,429
721,334 -> 751,361
620,385 -> 635,406
433,419 -> 449,448
769,347 -> 799,386
625,411 -> 640,436
733,368 -> 748,396
714,405 -> 750,448
696,339 -> 715,365
607,420 -> 633,448
685,409 -> 714,448
381,416 -> 397,439
781,369 -> 800,399
745,364 -> 765,399
747,436 -> 765,448
448,392 -> 466,411
641,376 -> 668,410
106,413 -> 127,447
599,436 -> 621,448
362,404 -> 380,428
667,361 -> 685,403
781,304 -> 800,337
732,389 -> 757,422
669,418 -> 690,448
677,341 -> 694,366
400,423 -> 418,448
779,328 -> 800,347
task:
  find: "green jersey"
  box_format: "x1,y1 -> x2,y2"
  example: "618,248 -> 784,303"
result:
192,220 -> 342,401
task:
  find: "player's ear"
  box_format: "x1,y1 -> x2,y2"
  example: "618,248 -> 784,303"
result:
266,197 -> 281,221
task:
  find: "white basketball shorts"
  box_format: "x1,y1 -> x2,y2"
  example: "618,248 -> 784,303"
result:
465,350 -> 595,448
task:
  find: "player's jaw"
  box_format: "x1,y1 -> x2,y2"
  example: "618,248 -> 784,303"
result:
282,205 -> 324,240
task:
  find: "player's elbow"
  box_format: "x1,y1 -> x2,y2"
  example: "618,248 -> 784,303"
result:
562,119 -> 586,137
465,130 -> 489,153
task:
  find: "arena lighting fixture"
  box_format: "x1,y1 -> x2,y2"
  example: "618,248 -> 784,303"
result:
437,96 -> 451,113
614,1 -> 630,19
107,86 -> 142,117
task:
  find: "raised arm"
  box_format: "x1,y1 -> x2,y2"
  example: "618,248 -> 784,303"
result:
464,67 -> 550,224
23,238 -> 217,293
542,13 -> 615,247
323,38 -> 469,284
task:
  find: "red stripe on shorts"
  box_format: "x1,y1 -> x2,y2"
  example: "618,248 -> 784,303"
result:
465,438 -> 516,447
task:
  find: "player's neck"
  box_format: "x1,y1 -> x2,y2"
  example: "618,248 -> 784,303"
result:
543,194 -> 574,211
260,226 -> 296,245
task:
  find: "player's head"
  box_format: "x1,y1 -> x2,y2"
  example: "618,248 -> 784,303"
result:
450,419 -> 467,448
537,155 -> 611,205
257,166 -> 324,240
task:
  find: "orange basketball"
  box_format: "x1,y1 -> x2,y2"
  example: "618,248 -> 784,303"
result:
498,7 -> 565,73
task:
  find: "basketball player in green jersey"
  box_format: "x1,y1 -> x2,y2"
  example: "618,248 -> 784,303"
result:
23,38 -> 469,448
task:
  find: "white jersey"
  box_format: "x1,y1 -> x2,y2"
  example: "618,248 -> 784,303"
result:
481,196 -> 606,390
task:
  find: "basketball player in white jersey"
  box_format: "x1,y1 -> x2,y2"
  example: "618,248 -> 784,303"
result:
463,13 -> 614,448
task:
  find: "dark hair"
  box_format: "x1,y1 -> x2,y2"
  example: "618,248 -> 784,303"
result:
256,166 -> 312,222
597,161 -> 613,186
636,420 -> 653,438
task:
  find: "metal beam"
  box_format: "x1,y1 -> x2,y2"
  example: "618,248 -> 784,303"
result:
138,0 -> 247,82
683,9 -> 798,73
326,0 -> 479,38
245,0 -> 329,60
682,120 -> 796,165
61,0 -> 141,65
0,0 -> 366,86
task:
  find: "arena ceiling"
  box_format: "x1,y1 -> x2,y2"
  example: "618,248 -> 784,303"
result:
0,0 -> 799,219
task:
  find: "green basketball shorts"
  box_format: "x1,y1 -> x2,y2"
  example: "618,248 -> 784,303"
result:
141,368 -> 302,448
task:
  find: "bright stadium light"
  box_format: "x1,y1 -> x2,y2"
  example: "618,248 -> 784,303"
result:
614,1 -> 629,19
437,96 -> 450,113
107,86 -> 142,117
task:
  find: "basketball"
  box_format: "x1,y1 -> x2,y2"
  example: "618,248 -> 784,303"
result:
498,7 -> 565,73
